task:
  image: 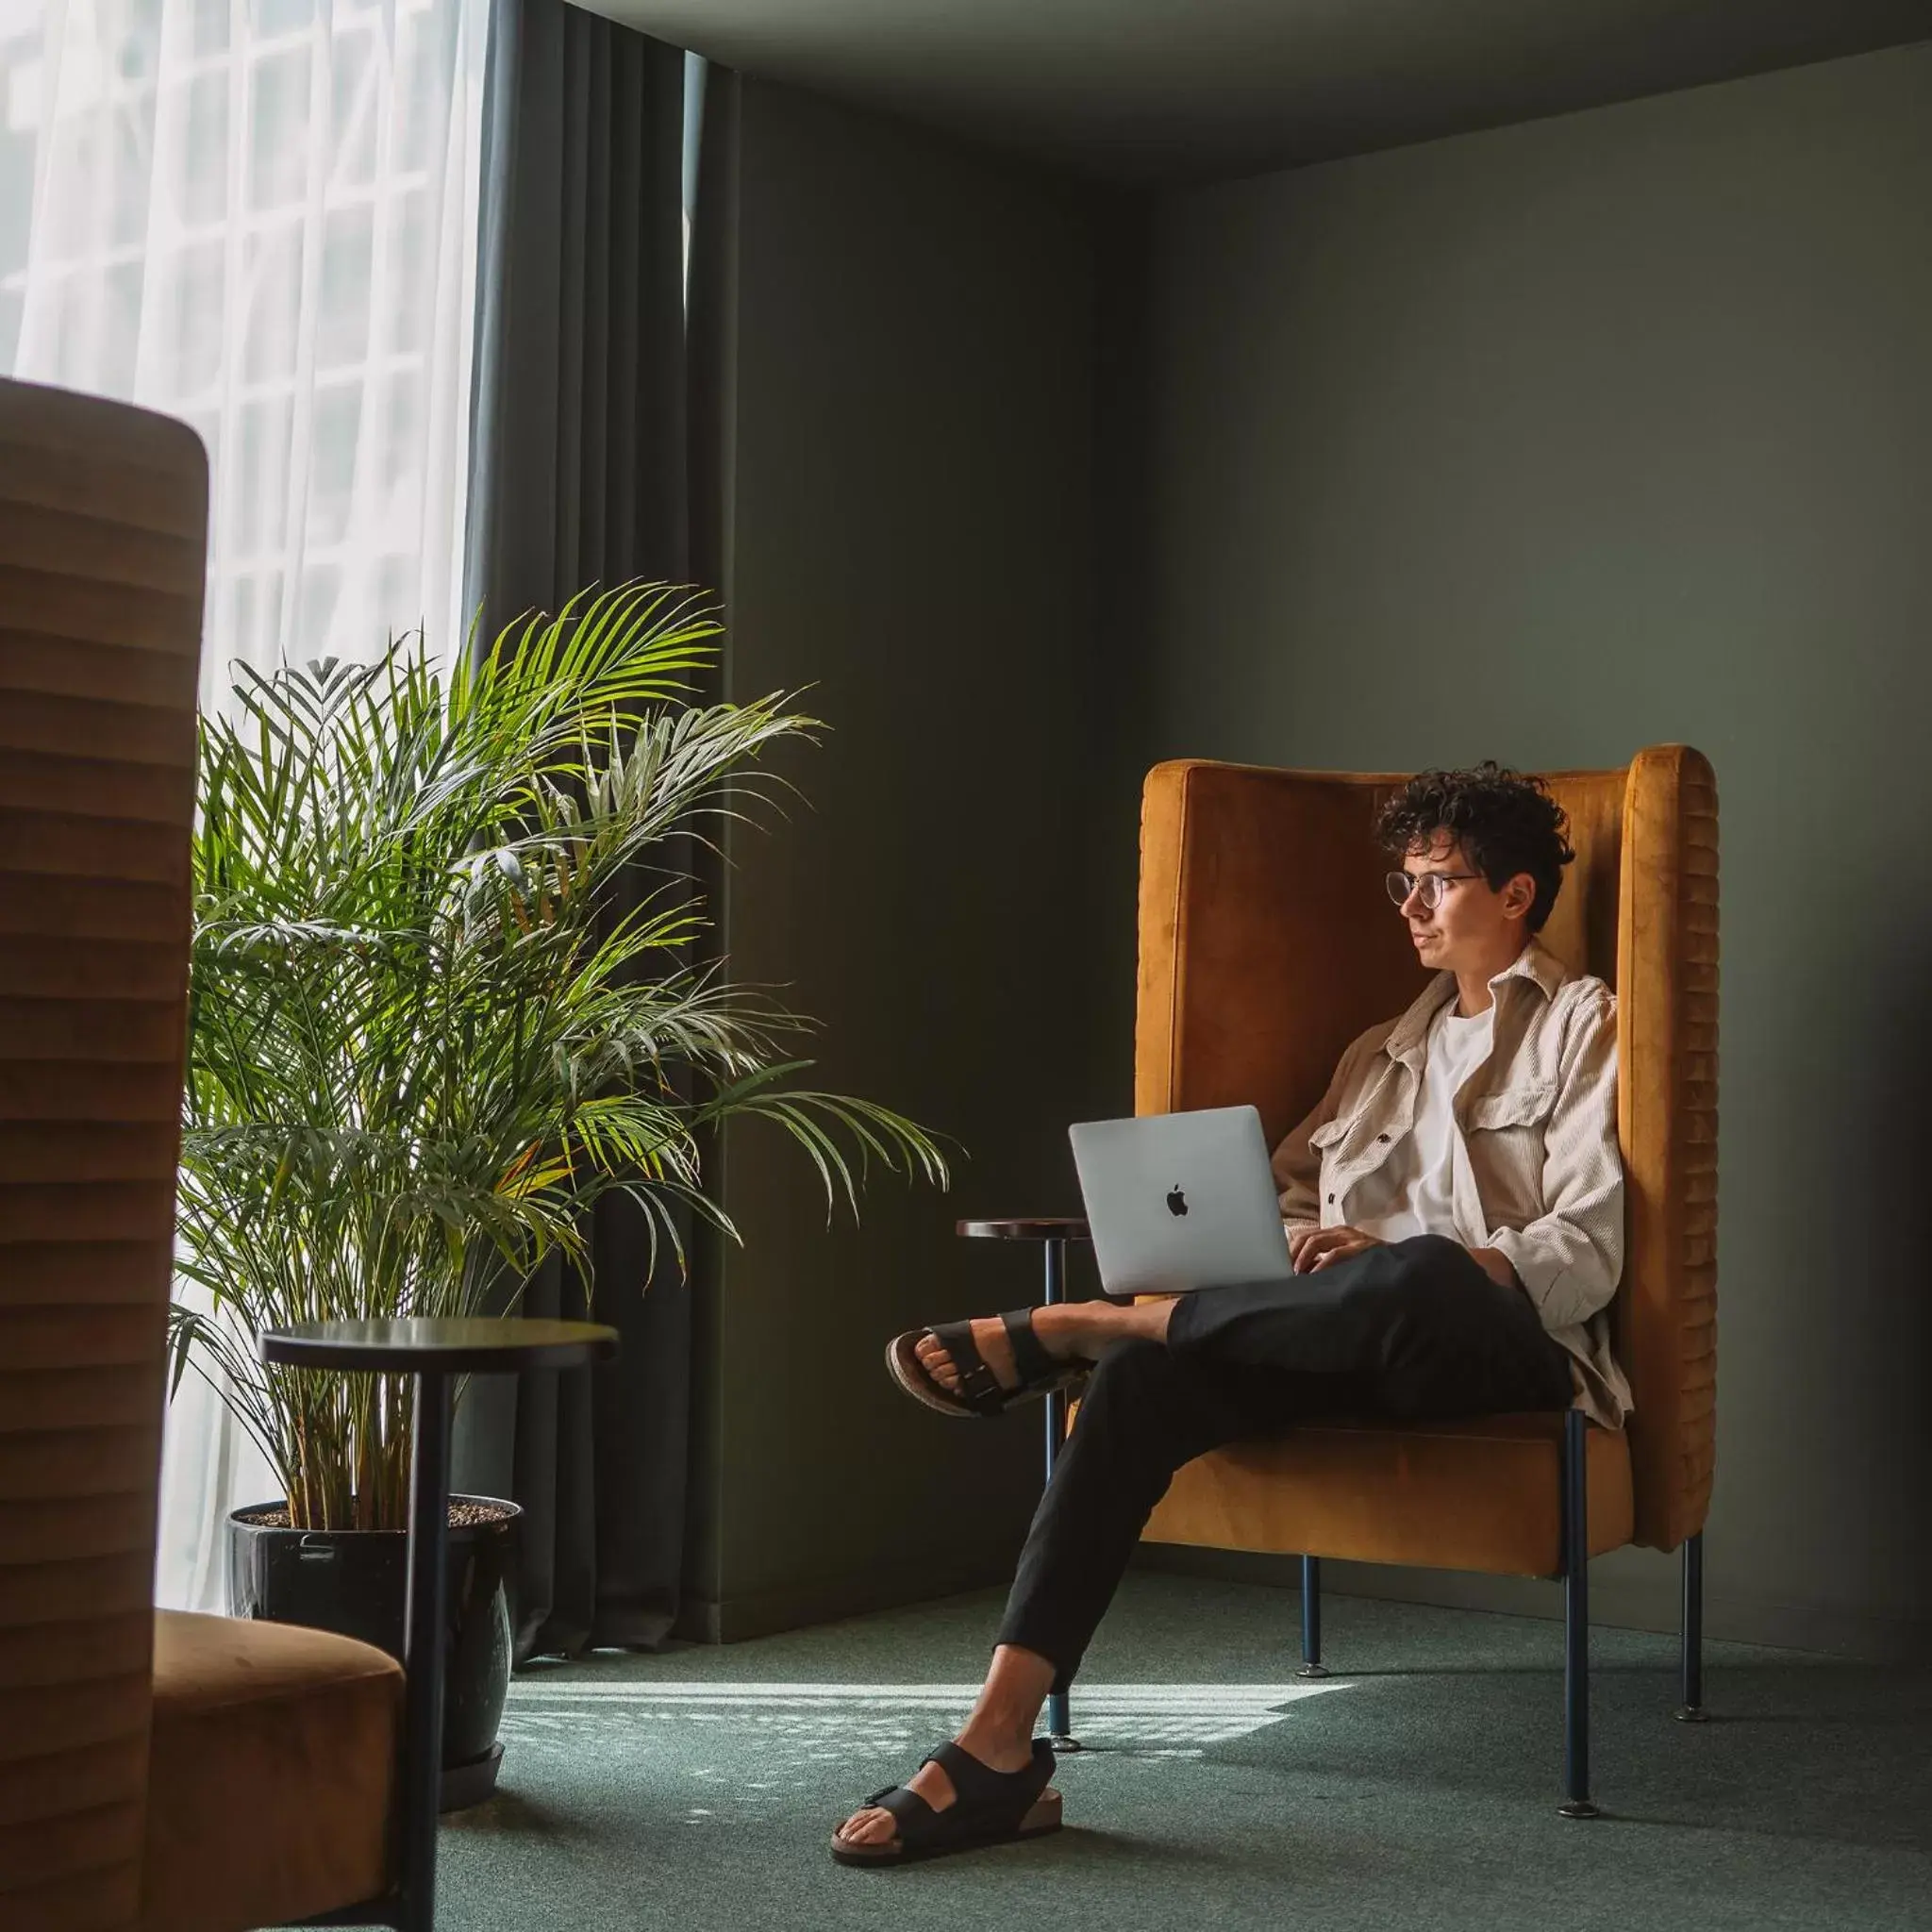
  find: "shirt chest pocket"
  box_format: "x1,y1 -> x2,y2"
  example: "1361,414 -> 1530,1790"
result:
1461,1080 -> 1557,1222
1307,1108 -> 1407,1214
1303,1114 -> 1360,1223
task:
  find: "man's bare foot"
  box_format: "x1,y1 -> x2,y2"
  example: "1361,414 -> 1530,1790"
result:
833,1730 -> 1036,1849
837,1644 -> 1060,1851
914,1317 -> 1011,1396
913,1298 -> 1172,1397
912,1306 -> 1084,1396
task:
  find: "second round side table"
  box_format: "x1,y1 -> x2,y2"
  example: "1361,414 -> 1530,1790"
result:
956,1215 -> 1091,1749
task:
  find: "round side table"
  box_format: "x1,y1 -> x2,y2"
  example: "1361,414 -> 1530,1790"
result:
259,1318 -> 618,1932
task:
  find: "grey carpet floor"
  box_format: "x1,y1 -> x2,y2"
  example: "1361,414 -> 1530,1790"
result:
432,1574 -> 1929,1931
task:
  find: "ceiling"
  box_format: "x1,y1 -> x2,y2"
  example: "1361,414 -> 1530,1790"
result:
595,0 -> 1930,185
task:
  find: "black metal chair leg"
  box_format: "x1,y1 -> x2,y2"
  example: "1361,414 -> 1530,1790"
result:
397,1372 -> 454,1932
1674,1532 -> 1709,1724
1297,1554 -> 1329,1679
1557,1407 -> 1600,1819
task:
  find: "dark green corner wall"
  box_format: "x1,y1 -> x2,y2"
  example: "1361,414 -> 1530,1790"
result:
677,39 -> 1932,1662
682,76 -> 1135,1640
1133,43 -> 1932,1658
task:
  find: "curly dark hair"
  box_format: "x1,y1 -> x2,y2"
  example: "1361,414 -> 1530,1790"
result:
1374,761 -> 1574,934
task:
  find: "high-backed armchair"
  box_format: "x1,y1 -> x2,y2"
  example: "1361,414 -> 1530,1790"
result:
1132,750 -> 1718,1816
0,378 -> 402,1932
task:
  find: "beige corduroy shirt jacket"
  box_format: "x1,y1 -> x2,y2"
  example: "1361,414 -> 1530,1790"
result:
1271,937 -> 1633,1429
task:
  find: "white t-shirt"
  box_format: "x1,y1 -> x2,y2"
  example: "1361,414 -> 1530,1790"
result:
1349,999 -> 1494,1244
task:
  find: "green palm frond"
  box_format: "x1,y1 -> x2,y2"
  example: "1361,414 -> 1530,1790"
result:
179,584 -> 949,1530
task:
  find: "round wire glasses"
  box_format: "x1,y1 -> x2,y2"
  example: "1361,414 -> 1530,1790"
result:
1384,871 -> 1480,910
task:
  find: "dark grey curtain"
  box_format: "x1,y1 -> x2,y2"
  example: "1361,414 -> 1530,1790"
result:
463,0 -> 689,617
454,0 -> 700,1660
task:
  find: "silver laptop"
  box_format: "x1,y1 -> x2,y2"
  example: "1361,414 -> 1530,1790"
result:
1069,1105 -> 1294,1297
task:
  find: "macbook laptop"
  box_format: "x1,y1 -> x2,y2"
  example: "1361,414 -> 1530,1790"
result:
1069,1105 -> 1294,1297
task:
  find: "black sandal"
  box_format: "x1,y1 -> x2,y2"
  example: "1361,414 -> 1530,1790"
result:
829,1739 -> 1061,1867
885,1308 -> 1084,1419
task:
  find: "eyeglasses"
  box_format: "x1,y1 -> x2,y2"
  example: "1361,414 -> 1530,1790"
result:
1385,871 -> 1481,911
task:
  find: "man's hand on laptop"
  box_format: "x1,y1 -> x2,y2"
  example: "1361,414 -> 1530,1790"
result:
1290,1225 -> 1386,1273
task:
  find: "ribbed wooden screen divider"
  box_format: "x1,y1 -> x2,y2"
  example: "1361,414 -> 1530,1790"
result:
0,380 -> 208,1931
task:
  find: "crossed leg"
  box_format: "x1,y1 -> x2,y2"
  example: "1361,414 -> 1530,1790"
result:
836,1307 -> 1311,1849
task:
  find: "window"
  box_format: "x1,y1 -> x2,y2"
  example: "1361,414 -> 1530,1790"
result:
1,0 -> 487,708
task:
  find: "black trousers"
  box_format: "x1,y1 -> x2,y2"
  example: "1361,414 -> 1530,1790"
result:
992,1235 -> 1576,1686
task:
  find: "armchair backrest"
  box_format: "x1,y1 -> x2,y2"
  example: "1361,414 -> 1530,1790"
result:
0,380 -> 207,1931
1134,748 -> 1718,1552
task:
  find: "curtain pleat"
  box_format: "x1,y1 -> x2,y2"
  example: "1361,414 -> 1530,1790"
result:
456,0 -> 698,1660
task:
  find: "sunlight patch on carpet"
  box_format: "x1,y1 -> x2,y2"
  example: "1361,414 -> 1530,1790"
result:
501,1679 -> 1350,1767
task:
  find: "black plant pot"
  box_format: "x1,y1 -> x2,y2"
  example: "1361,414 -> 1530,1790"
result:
226,1495 -> 519,1811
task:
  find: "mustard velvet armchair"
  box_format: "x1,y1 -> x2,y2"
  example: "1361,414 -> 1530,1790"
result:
1129,750 -> 1719,1817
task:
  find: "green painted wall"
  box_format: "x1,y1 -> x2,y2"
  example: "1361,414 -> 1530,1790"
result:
684,77 -> 1134,1639
1133,43 -> 1932,1657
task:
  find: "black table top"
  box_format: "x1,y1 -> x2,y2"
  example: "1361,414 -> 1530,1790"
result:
957,1216 -> 1091,1241
259,1317 -> 620,1374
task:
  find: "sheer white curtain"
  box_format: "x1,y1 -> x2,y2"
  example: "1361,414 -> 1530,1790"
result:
0,0 -> 489,1606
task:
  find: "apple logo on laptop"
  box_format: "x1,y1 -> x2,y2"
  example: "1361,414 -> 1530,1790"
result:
1166,1185 -> 1189,1217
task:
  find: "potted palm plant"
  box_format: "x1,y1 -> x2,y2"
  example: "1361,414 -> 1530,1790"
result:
172,585 -> 945,1802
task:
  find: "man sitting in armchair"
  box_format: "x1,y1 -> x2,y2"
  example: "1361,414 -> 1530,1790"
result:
833,761 -> 1630,1867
